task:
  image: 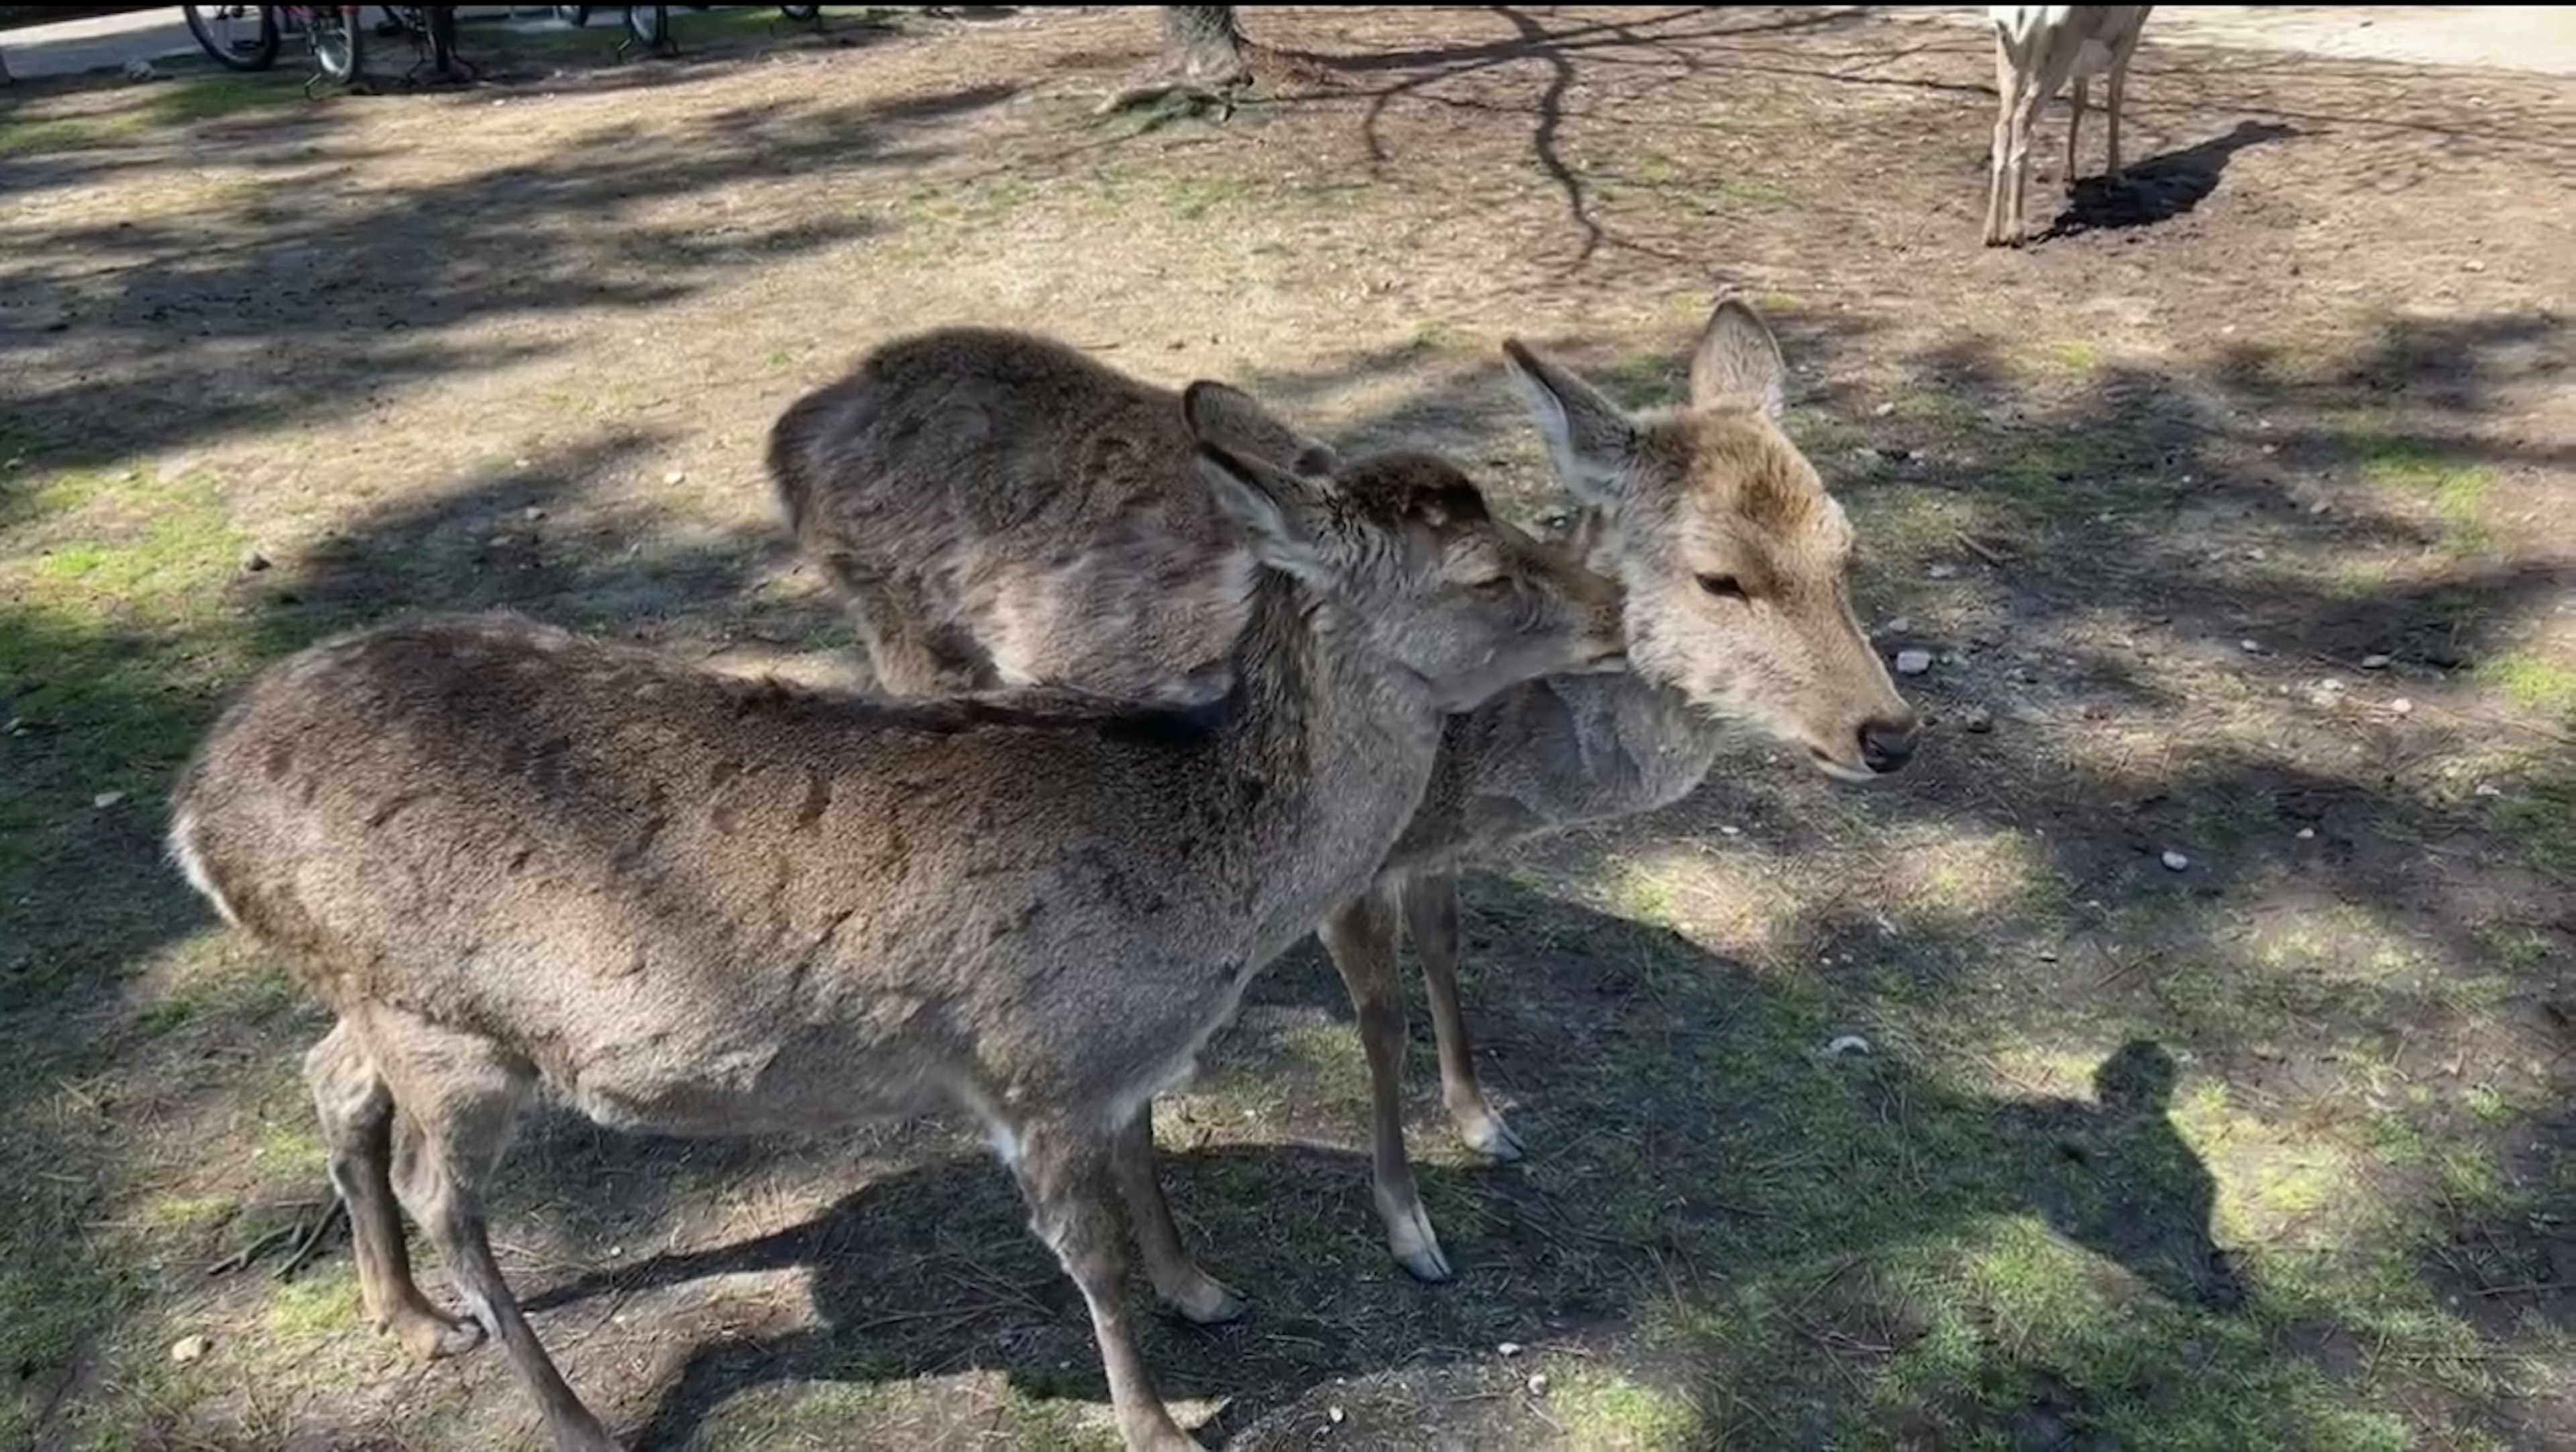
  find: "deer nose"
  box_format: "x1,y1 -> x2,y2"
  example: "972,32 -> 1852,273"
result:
1858,715 -> 1919,774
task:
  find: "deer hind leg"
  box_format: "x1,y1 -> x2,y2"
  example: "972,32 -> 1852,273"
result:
1322,886 -> 1451,1282
375,1013 -> 619,1452
304,1021 -> 484,1363
2064,73 -> 2089,192
1982,40 -> 2018,245
2105,50 -> 2134,180
820,553 -> 992,697
1011,1113 -> 1203,1452
1109,1103 -> 1246,1325
1404,871 -> 1522,1164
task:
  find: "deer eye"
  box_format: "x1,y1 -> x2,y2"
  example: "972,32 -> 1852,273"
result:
1697,573 -> 1747,601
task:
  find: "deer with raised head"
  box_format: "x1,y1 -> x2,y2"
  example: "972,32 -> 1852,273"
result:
1985,5 -> 2155,246
165,392 -> 1625,1452
767,300 -> 1918,1286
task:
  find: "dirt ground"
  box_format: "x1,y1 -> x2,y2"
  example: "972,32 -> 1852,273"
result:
2,6 -> 2571,1451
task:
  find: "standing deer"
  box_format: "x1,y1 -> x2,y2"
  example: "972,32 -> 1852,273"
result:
767,300 -> 1919,1285
164,392 -> 1625,1452
1984,5 -> 2155,246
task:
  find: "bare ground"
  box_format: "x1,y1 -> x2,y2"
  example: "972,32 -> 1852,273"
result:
2,6 -> 2571,1451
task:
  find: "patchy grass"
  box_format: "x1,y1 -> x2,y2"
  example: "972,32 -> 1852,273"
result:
1,5 -> 2569,1449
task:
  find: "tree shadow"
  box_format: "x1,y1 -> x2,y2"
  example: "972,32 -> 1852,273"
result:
2048,119 -> 2304,240
495,882 -> 2243,1449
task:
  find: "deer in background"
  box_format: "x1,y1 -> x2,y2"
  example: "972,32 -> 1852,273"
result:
166,394 -> 1624,1452
1985,5 -> 2155,246
767,300 -> 1919,1287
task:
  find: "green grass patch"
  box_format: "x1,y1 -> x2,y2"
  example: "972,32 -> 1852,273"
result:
2472,649 -> 2576,722
2353,435 -> 2497,555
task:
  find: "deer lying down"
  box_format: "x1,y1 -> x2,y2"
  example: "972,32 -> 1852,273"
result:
164,397 -> 1625,1452
1985,5 -> 2155,245
765,302 -> 1919,1286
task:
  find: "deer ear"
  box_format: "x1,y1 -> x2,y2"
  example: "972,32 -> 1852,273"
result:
1688,297 -> 1787,421
1185,384 -> 1336,587
1179,379 -> 1341,478
1501,339 -> 1640,510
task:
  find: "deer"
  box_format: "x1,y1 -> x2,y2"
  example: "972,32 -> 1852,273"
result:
163,391 -> 1627,1452
1984,5 -> 2155,246
765,299 -> 1920,1286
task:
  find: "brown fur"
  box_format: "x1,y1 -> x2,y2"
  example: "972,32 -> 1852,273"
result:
166,404 -> 1623,1452
763,303 -> 1917,1284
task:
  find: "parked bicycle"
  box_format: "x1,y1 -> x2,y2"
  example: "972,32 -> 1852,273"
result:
182,5 -> 463,87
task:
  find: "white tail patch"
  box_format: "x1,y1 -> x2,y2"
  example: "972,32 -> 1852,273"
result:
167,808 -> 239,927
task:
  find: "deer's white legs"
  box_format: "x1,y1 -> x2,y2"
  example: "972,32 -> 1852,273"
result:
1109,1105 -> 1247,1325
304,1021 -> 484,1364
1322,888 -> 1453,1283
2106,54 -> 2133,179
1403,872 -> 1523,1162
2064,74 -> 2089,194
1012,1115 -> 1205,1452
1984,41 -> 2024,246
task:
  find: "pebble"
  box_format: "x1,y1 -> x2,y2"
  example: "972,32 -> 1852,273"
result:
1894,649 -> 1933,677
1881,615 -> 1913,634
1719,824 -> 1742,837
1872,401 -> 1896,417
2475,783 -> 2501,797
1927,563 -> 1957,579
2161,850 -> 2190,872
2297,827 -> 2316,840
239,549 -> 270,573
663,469 -> 688,486
1527,1373 -> 1550,1396
1827,1035 -> 1873,1056
1498,1341 -> 1523,1357
2361,654 -> 2392,669
514,457 -> 533,470
94,791 -> 126,809
2390,697 -> 2414,716
524,506 -> 546,522
1962,706 -> 1994,733
2239,639 -> 2262,654
1327,1406 -> 1346,1426
169,1334 -> 208,1365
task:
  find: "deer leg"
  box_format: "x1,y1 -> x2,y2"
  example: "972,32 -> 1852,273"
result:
303,1021 -> 483,1363
378,1016 -> 616,1452
823,555 -> 991,697
1320,887 -> 1450,1283
1108,1103 -> 1246,1325
1403,871 -> 1521,1163
2064,74 -> 2088,192
2008,79 -> 2045,243
2105,56 -> 2131,180
1011,1115 -> 1203,1452
1982,42 -> 2017,245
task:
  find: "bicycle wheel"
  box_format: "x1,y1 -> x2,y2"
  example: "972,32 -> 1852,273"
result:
307,5 -> 365,84
183,4 -> 283,72
624,5 -> 669,50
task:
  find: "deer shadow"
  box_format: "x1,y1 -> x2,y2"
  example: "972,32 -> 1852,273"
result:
2051,118 -> 2303,237
502,881 -> 2246,1447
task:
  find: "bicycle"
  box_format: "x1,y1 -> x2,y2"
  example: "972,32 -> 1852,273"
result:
182,5 -> 464,89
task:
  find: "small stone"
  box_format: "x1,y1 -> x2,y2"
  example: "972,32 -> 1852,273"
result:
1719,824 -> 1741,837
122,58 -> 159,81
93,791 -> 126,809
513,457 -> 533,470
1498,1341 -> 1523,1357
1872,401 -> 1896,418
1894,649 -> 1933,677
663,469 -> 687,486
1881,615 -> 1913,635
1828,1035 -> 1872,1056
2161,850 -> 2190,872
2240,639 -> 2262,654
2296,827 -> 2316,840
1327,1406 -> 1346,1426
1927,563 -> 1957,579
2389,697 -> 2414,716
1962,706 -> 1994,733
524,506 -> 546,522
169,1334 -> 208,1364
2462,259 -> 2485,273
239,549 -> 270,573
2474,782 -> 2501,797
1527,1372 -> 1550,1396
2360,654 -> 2392,669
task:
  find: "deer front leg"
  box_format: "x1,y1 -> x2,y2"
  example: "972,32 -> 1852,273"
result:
1320,887 -> 1451,1283
2064,73 -> 2089,194
2105,55 -> 2132,180
1403,871 -> 1522,1162
1982,42 -> 2019,245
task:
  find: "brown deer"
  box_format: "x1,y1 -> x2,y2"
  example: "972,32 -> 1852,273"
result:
1984,5 -> 2156,245
164,393 -> 1625,1452
766,301 -> 1918,1286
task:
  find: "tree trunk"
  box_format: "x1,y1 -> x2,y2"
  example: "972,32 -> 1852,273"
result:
1163,6 -> 1249,84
